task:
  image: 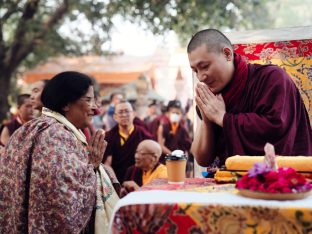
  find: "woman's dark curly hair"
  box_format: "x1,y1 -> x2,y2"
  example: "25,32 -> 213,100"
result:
41,71 -> 93,115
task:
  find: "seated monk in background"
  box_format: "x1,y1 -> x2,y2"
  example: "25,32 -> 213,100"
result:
122,140 -> 167,193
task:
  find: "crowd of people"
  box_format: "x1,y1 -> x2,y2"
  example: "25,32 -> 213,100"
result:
0,28 -> 311,233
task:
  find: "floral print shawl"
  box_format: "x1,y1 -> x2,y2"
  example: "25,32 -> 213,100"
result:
0,115 -> 96,233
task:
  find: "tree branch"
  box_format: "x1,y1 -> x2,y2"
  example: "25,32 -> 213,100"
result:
0,24 -> 5,62
4,0 -> 69,72
36,0 -> 69,39
0,1 -> 21,52
0,2 -> 21,22
14,0 -> 40,38
4,0 -> 40,70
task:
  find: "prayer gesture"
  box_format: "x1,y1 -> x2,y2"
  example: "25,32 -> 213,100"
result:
195,82 -> 226,126
88,129 -> 107,169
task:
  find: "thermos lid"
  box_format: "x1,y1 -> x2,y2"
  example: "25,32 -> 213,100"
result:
165,150 -> 187,161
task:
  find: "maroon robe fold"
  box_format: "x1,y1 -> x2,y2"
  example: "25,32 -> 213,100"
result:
5,117 -> 22,136
104,125 -> 152,183
124,165 -> 143,187
133,116 -> 149,132
214,63 -> 312,165
147,114 -> 169,139
123,163 -> 163,187
162,123 -> 192,152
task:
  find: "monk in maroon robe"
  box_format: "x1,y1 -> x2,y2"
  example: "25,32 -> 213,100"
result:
147,113 -> 168,139
103,101 -> 152,183
188,29 -> 312,167
157,100 -> 192,163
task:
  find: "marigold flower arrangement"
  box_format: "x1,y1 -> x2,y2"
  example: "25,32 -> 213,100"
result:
236,162 -> 312,193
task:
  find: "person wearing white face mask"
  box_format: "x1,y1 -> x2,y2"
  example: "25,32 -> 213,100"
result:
169,112 -> 181,123
157,100 -> 192,163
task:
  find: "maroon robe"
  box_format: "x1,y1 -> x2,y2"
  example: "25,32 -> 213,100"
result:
5,117 -> 22,136
133,116 -> 150,133
123,166 -> 143,187
123,163 -> 163,187
104,125 -> 152,183
162,122 -> 192,153
147,114 -> 170,139
212,63 -> 312,165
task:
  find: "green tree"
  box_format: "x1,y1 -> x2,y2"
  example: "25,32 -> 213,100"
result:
0,0 -> 271,122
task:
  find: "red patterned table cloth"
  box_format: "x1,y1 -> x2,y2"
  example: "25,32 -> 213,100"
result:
109,178 -> 312,234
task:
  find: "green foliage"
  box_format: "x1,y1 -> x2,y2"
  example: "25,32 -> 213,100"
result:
109,0 -> 273,45
0,0 -> 274,122
1,0 -> 273,70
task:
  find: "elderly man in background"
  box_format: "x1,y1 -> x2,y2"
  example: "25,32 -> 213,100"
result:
103,100 -> 152,184
122,139 -> 167,192
30,79 -> 49,112
103,92 -> 123,131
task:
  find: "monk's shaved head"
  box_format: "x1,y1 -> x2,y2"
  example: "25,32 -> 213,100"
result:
187,29 -> 233,54
138,140 -> 162,159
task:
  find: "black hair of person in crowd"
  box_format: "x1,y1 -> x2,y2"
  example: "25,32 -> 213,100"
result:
41,72 -> 93,115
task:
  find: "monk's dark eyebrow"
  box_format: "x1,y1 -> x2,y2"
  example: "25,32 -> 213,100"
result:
198,61 -> 209,67
193,61 -> 208,68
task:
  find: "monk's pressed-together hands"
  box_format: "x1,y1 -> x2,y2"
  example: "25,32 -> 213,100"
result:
88,129 -> 107,169
195,82 -> 226,127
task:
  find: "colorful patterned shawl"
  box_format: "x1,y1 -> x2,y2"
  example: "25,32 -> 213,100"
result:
0,109 -> 119,233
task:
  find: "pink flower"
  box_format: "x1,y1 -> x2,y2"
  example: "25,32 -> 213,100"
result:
263,171 -> 279,183
235,164 -> 312,193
